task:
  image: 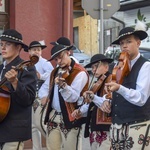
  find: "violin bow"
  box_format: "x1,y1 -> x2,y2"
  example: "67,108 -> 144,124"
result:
78,61 -> 102,109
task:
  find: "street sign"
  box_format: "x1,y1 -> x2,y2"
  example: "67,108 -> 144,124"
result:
82,0 -> 120,19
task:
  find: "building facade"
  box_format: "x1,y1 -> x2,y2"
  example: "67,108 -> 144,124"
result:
0,0 -> 73,63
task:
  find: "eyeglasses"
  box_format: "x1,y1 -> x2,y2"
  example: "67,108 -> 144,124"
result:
0,42 -> 13,48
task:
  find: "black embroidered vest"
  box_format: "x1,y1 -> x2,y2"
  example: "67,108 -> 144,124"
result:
84,72 -> 111,138
112,56 -> 150,125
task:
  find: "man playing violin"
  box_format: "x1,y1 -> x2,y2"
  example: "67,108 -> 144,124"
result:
50,36 -> 79,63
72,54 -> 113,150
0,29 -> 37,150
38,44 -> 89,150
103,26 -> 150,150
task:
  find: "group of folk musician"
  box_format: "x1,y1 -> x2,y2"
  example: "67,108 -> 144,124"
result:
0,24 -> 150,150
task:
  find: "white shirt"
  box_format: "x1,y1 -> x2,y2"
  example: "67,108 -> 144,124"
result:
35,56 -> 53,81
38,70 -> 88,112
117,53 -> 150,106
79,94 -> 108,116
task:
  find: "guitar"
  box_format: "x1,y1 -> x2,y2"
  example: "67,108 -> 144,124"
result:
0,55 -> 39,122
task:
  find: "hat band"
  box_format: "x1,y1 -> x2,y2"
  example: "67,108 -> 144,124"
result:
51,47 -> 67,58
30,44 -> 42,47
55,42 -> 59,45
0,34 -> 23,42
117,31 -> 134,40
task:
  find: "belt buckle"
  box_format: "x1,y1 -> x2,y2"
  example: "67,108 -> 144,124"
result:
55,111 -> 61,115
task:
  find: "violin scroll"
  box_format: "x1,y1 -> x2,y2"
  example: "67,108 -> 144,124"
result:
17,55 -> 39,71
29,55 -> 39,66
58,67 -> 70,79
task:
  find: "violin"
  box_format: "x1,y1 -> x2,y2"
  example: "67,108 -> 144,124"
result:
84,73 -> 112,125
56,67 -> 70,89
104,74 -> 112,99
58,67 -> 70,79
42,66 -> 70,111
84,74 -> 107,103
0,55 -> 39,87
96,51 -> 130,124
96,76 -> 112,125
112,51 -> 130,84
57,66 -> 78,122
0,55 -> 39,122
90,74 -> 107,94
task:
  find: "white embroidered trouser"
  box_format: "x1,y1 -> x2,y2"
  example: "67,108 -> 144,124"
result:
110,120 -> 150,150
46,109 -> 82,150
90,131 -> 111,150
2,142 -> 24,150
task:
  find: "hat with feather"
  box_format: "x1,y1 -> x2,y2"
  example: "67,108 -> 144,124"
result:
112,21 -> 148,45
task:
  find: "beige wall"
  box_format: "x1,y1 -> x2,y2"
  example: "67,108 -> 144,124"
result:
73,15 -> 98,56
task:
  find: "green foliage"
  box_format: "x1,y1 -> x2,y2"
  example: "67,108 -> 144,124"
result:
137,9 -> 146,22
146,23 -> 150,29
136,9 -> 149,29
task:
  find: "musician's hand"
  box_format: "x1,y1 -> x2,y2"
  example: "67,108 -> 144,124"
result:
105,82 -> 120,92
55,76 -> 66,89
83,91 -> 94,103
71,109 -> 82,119
5,67 -> 18,90
100,100 -> 111,113
40,97 -> 47,106
5,67 -> 18,83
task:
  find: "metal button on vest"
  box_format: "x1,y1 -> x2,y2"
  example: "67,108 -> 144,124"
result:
115,114 -> 117,117
115,104 -> 117,107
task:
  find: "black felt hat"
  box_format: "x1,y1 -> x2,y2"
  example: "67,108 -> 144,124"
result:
27,41 -> 47,52
0,29 -> 28,51
112,27 -> 148,45
85,54 -> 113,68
50,37 -> 76,50
48,45 -> 73,61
